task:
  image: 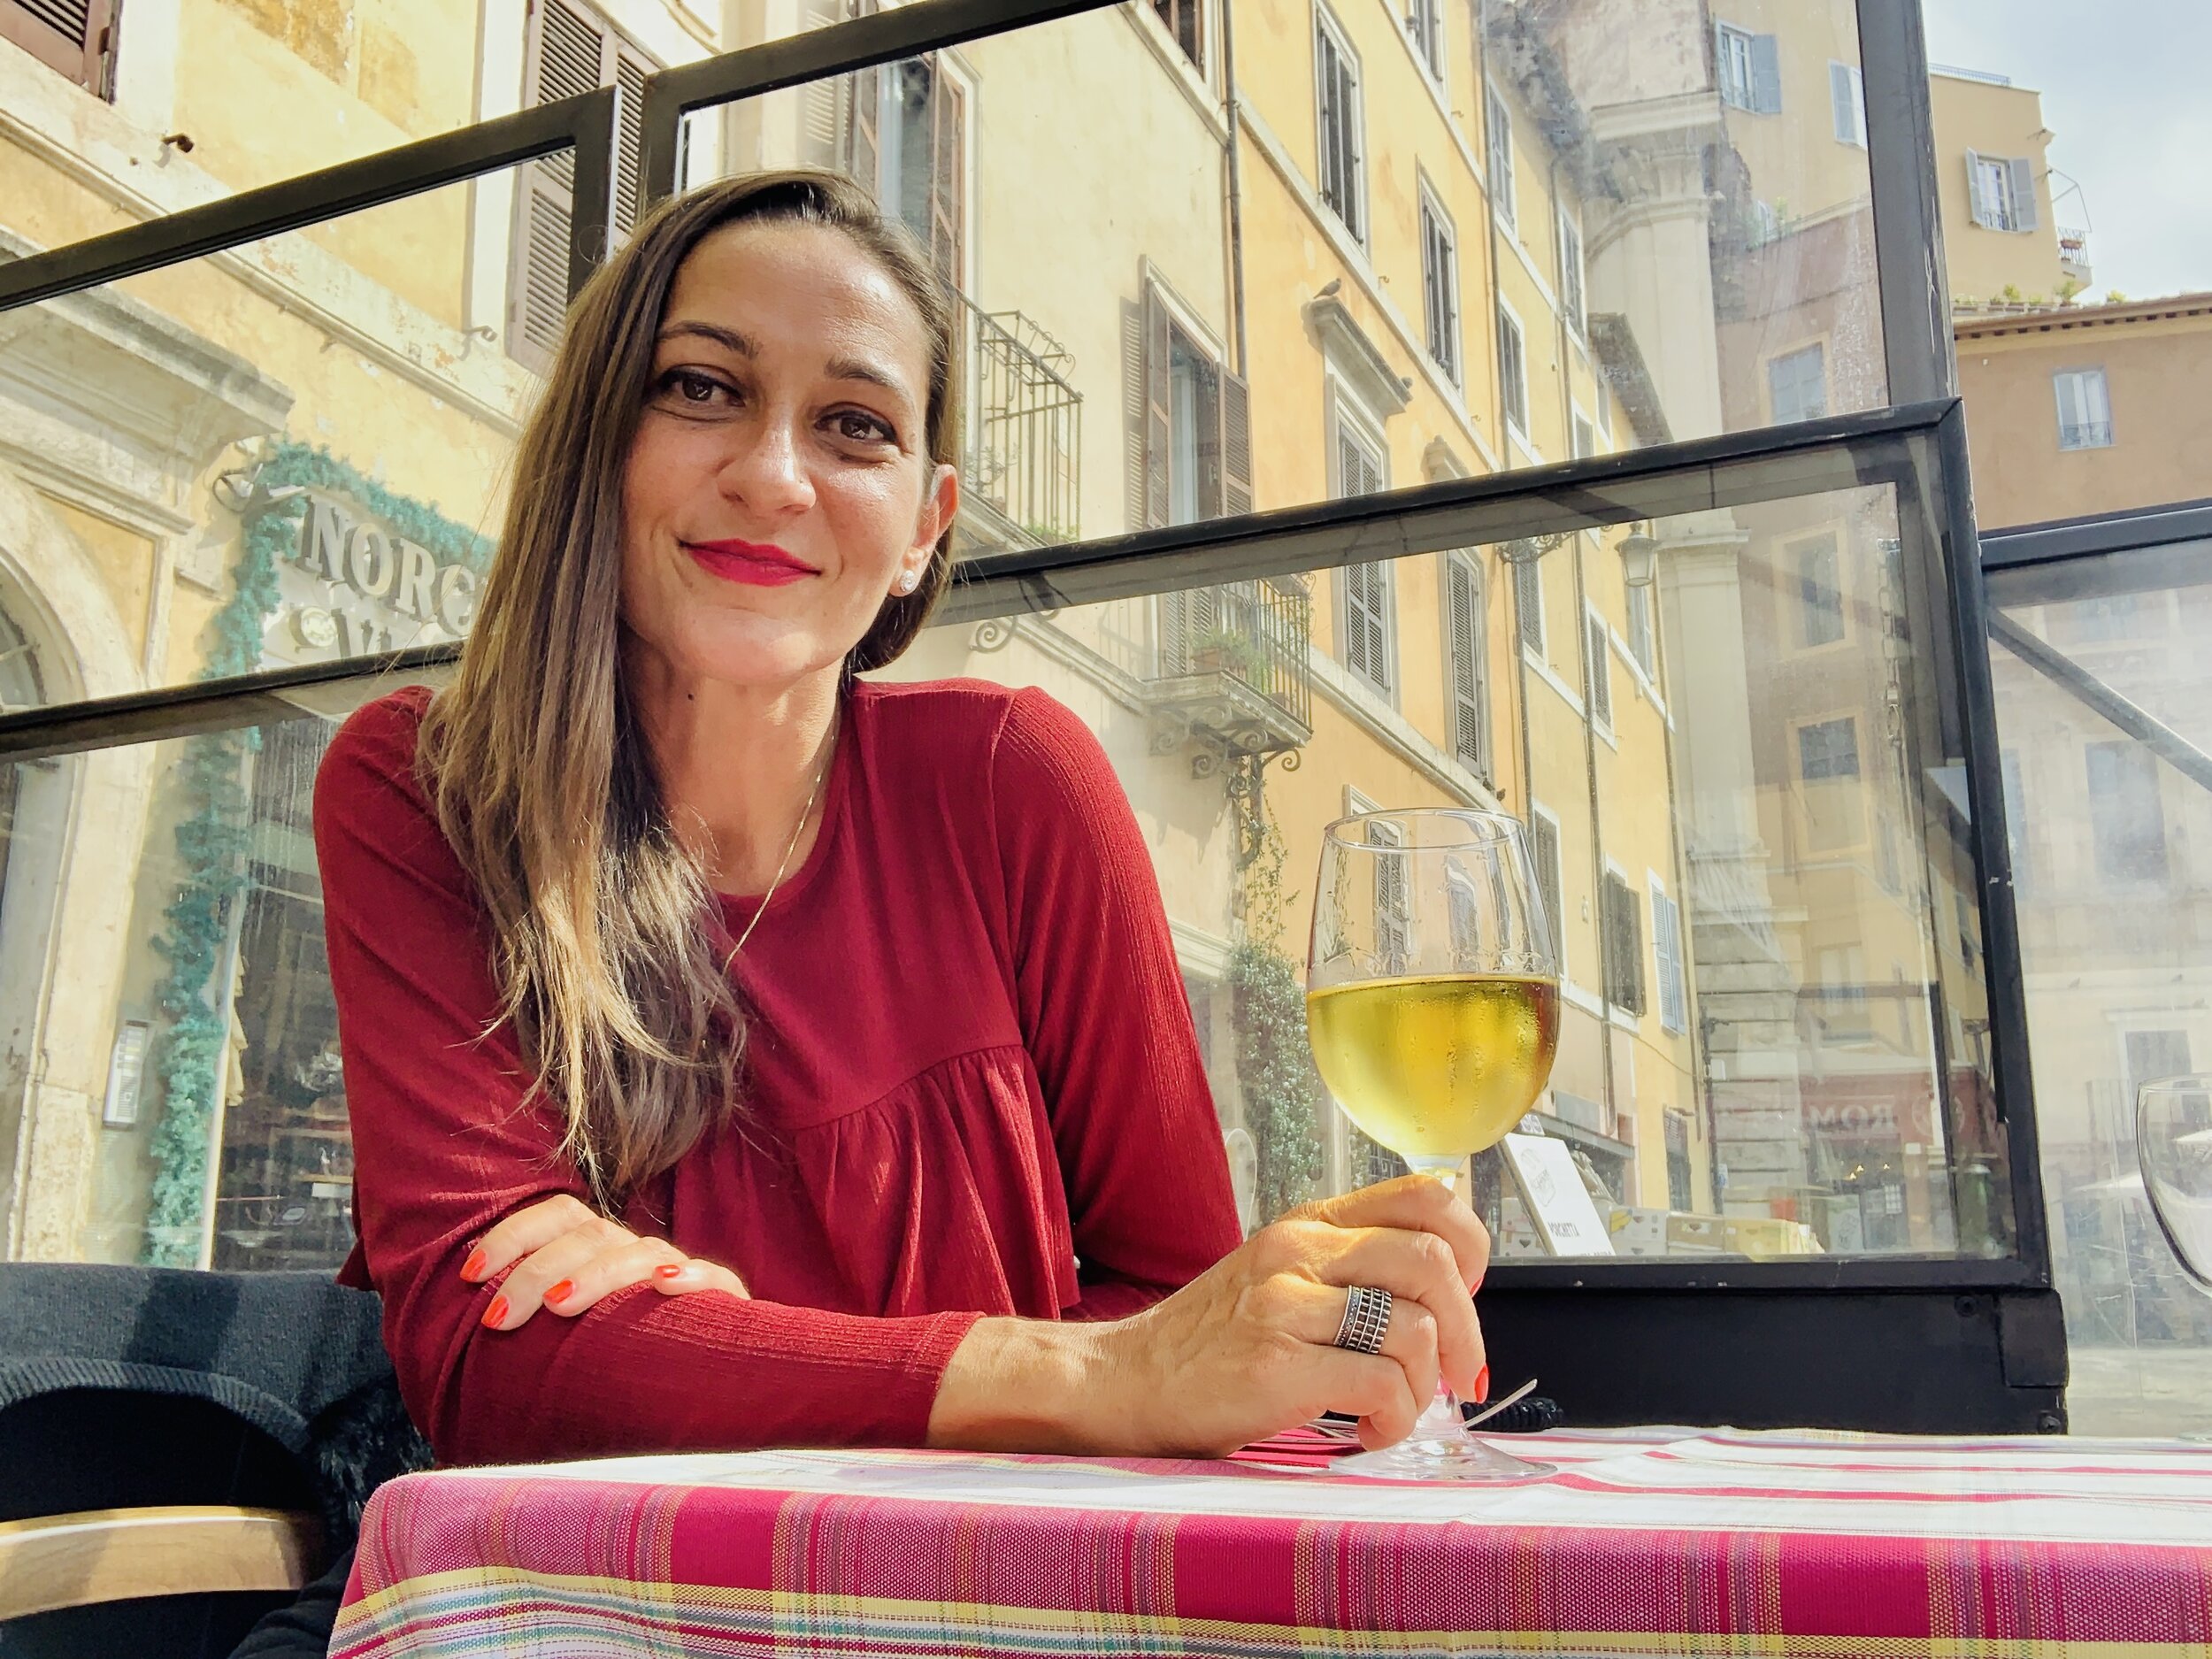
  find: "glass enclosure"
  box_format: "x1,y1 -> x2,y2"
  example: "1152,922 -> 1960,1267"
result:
0,0 -> 2074,1406
1985,528 -> 2212,1433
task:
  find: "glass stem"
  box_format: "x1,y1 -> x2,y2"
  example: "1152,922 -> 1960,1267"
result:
1408,1157 -> 1471,1439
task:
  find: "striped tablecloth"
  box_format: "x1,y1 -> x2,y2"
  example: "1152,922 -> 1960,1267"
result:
331,1426 -> 2212,1656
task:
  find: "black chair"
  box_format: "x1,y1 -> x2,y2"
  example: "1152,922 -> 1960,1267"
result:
0,1264 -> 427,1659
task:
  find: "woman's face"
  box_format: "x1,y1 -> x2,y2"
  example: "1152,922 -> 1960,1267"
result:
619,219 -> 955,690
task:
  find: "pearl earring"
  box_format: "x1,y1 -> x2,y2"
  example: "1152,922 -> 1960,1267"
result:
896,571 -> 921,595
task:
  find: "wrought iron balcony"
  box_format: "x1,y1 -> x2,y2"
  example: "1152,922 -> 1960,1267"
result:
950,296 -> 1081,550
1143,578 -> 1314,764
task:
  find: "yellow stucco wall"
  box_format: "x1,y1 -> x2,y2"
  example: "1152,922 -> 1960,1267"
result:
1957,306 -> 2212,530
1928,73 -> 2066,306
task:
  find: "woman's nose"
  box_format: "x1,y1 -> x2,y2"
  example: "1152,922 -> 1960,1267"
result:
717,414 -> 815,515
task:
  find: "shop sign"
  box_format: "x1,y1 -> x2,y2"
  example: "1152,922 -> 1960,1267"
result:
269,491 -> 481,663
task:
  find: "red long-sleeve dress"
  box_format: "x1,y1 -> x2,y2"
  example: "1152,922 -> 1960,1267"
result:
315,678 -> 1242,1467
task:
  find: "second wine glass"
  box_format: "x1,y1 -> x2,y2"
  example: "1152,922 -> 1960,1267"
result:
1306,808 -> 1560,1481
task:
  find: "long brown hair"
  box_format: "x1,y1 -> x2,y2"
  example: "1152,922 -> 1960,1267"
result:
419,171 -> 958,1206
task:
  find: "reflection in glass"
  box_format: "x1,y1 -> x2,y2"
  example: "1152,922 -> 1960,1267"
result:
2138,1078 -> 2212,1294
1988,544 -> 2212,1431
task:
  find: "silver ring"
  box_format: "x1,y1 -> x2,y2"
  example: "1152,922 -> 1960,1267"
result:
1333,1285 -> 1393,1355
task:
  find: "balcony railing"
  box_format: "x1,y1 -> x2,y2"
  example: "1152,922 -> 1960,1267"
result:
954,296 -> 1081,548
1144,578 -> 1314,758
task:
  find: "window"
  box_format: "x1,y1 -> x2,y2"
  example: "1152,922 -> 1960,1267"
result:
1151,0 -> 1202,70
1798,716 -> 1863,851
1369,810 -> 1409,967
2000,749 -> 2027,877
2085,741 -> 2169,883
1586,611 -> 1613,729
1830,61 -> 1866,146
1419,190 -> 1460,383
1141,283 -> 1252,527
1816,944 -> 1870,1043
2126,1031 -> 2193,1103
1651,881 -> 1687,1033
2055,369 -> 2114,450
1625,581 -> 1656,679
1601,869 -> 1646,1016
1716,22 -> 1780,114
1769,343 -> 1828,425
511,0 -> 663,370
1529,809 -> 1563,963
3,0 -> 117,92
1794,534 -> 1845,648
1967,150 -> 2039,234
1406,0 -> 1443,82
1446,552 -> 1489,777
1663,1110 -> 1694,1212
1336,417 -> 1394,695
1485,83 -> 1515,229
1498,305 -> 1529,436
1571,413 -> 1597,461
1556,206 -> 1586,336
1316,10 -> 1364,242
1514,553 -> 1544,655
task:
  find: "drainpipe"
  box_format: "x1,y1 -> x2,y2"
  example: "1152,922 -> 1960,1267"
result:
1219,0 -> 1249,377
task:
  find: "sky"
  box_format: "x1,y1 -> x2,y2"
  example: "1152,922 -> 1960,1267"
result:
1920,0 -> 2212,300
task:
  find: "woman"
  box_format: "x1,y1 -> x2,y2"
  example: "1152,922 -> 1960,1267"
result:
317,170 -> 1490,1469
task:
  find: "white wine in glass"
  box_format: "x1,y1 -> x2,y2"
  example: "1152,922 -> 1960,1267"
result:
1307,809 -> 1560,1481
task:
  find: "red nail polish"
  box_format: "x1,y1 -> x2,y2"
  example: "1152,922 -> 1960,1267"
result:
1474,1365 -> 1492,1404
460,1249 -> 487,1282
654,1263 -> 684,1279
545,1279 -> 573,1305
481,1296 -> 509,1329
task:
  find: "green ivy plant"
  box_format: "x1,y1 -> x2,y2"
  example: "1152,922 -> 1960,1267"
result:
141,442 -> 490,1265
1229,809 -> 1326,1225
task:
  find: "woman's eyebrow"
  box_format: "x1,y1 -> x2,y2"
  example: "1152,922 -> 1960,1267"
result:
824,355 -> 910,403
659,320 -> 757,356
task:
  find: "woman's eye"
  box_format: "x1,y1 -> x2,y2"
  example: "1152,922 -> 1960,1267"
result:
833,411 -> 895,443
657,370 -> 731,406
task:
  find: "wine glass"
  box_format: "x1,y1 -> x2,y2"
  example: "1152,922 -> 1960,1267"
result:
2138,1076 -> 2212,1293
1307,808 -> 1561,1481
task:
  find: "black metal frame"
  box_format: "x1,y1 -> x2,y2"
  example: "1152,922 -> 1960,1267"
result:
0,0 -> 2071,1429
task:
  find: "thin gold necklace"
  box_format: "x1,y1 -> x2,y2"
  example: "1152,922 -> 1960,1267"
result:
729,705 -> 838,957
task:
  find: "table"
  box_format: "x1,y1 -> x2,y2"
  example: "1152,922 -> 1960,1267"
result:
332,1428 -> 2212,1656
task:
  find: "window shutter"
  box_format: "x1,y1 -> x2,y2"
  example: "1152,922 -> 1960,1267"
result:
1194,356 -> 1225,518
1218,368 -> 1254,517
510,0 -> 607,371
798,0 -> 856,169
1514,556 -> 1543,654
2008,157 -> 2039,233
1532,819 -> 1561,954
1142,283 -> 1172,530
1751,33 -> 1782,114
1,0 -> 118,93
613,42 -> 651,232
1653,889 -> 1686,1032
1965,150 -> 1993,228
1586,613 -> 1612,727
930,71 -> 965,281
1447,555 -> 1486,774
1830,61 -> 1863,145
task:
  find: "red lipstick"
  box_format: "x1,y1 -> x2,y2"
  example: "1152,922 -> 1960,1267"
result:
684,538 -> 819,588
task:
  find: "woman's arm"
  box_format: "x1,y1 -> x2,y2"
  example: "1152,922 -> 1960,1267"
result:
989,689 -> 1246,1317
316,693 -> 979,1465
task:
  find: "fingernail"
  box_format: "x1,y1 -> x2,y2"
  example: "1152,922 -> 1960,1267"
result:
460,1249 -> 487,1282
545,1279 -> 573,1305
654,1263 -> 684,1280
480,1295 -> 509,1329
1474,1365 -> 1491,1404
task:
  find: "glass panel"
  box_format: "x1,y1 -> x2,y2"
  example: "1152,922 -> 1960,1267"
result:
0,167 -> 542,709
887,472 -> 2004,1263
0,0 -> 756,220
1986,539 -> 2212,1434
680,0 -> 1887,544
0,667 -> 445,1268
1923,1 -> 2211,526
0,448 -> 2004,1274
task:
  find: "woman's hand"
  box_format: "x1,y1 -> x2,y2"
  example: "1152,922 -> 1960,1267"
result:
461,1193 -> 749,1330
929,1173 -> 1489,1456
